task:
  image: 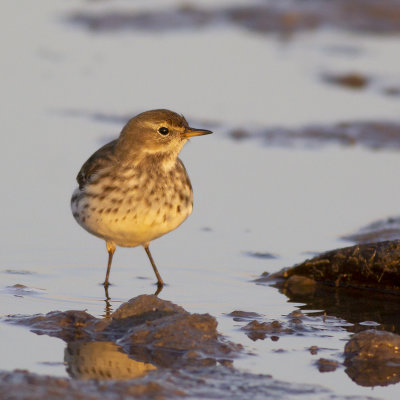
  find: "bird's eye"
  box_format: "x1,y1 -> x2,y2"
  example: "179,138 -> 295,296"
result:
158,127 -> 169,135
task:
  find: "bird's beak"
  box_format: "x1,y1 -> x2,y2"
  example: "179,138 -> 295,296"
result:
182,127 -> 213,139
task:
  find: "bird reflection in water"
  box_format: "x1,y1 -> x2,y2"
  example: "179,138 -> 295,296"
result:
65,341 -> 156,380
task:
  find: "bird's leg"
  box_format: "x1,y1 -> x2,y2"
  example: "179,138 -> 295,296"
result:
104,241 -> 116,287
144,245 -> 164,289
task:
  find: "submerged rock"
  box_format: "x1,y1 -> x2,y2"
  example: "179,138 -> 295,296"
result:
228,310 -> 263,322
242,320 -> 293,341
263,240 -> 400,294
344,330 -> 400,386
315,358 -> 339,373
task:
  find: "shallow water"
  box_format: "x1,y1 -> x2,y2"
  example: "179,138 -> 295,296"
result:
1,0 -> 400,398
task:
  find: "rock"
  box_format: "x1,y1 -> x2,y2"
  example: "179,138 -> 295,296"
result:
265,240 -> 400,294
7,310 -> 105,342
242,320 -> 291,341
112,295 -> 186,320
7,295 -> 240,372
315,358 -> 339,373
344,330 -> 400,386
228,310 -> 263,322
345,330 -> 400,362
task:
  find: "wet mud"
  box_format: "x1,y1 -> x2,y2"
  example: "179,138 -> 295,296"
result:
262,240 -> 400,294
66,0 -> 400,34
342,216 -> 400,244
229,121 -> 400,151
0,366 -> 348,400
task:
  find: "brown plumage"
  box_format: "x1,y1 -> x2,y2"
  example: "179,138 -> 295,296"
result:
71,109 -> 212,292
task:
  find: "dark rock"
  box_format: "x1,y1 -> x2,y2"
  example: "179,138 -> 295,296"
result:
265,240 -> 400,294
112,295 -> 187,319
344,330 -> 400,386
345,330 -> 400,362
119,312 -> 240,368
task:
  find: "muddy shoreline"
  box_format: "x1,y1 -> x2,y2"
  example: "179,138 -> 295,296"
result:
67,0 -> 400,34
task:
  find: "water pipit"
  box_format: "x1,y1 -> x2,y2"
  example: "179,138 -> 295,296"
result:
71,109 -> 211,290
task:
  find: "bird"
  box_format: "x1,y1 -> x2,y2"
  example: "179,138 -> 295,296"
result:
71,109 -> 212,292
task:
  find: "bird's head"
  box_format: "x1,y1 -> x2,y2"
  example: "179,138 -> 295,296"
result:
117,109 -> 212,161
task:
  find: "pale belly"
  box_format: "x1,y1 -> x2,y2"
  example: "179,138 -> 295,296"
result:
71,169 -> 193,247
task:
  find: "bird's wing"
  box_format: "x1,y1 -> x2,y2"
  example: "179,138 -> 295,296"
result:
76,139 -> 118,190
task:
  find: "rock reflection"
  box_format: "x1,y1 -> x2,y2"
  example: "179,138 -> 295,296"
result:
65,341 -> 156,380
275,277 -> 400,333
271,273 -> 400,386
